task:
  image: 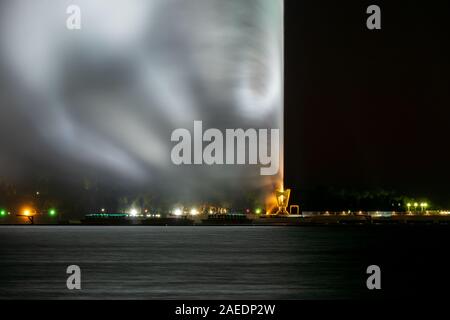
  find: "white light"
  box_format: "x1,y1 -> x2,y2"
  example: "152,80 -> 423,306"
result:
130,209 -> 138,217
190,208 -> 199,216
173,208 -> 182,216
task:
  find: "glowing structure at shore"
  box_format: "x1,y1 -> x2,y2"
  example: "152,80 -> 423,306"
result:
274,188 -> 291,215
16,207 -> 37,224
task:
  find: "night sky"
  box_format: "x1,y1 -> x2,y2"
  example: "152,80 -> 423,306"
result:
285,1 -> 450,207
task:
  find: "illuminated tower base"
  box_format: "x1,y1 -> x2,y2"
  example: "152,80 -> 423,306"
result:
274,188 -> 291,215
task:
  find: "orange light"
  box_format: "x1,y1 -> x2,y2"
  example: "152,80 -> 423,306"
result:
267,180 -> 282,212
21,207 -> 35,216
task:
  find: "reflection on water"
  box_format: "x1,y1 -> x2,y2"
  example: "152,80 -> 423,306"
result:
0,226 -> 448,299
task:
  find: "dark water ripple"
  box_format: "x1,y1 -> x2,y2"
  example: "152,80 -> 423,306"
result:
0,225 -> 448,299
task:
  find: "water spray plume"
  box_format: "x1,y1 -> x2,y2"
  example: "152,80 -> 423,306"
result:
0,0 -> 283,206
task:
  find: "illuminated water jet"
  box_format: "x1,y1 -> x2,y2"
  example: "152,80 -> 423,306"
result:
0,0 -> 284,207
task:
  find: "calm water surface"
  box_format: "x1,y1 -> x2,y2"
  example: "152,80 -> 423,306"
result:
0,225 -> 448,299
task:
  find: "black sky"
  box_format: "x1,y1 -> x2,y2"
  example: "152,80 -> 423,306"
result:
285,1 -> 450,206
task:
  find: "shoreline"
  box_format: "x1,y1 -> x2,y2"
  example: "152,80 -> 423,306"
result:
1,218 -> 450,227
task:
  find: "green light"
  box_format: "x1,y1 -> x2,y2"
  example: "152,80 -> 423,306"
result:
255,208 -> 262,214
0,210 -> 5,216
49,209 -> 56,216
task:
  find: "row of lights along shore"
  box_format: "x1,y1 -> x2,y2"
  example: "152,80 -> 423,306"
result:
406,202 -> 428,212
0,208 -> 57,217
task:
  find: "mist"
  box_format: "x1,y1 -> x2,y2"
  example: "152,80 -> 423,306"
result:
0,0 -> 283,207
